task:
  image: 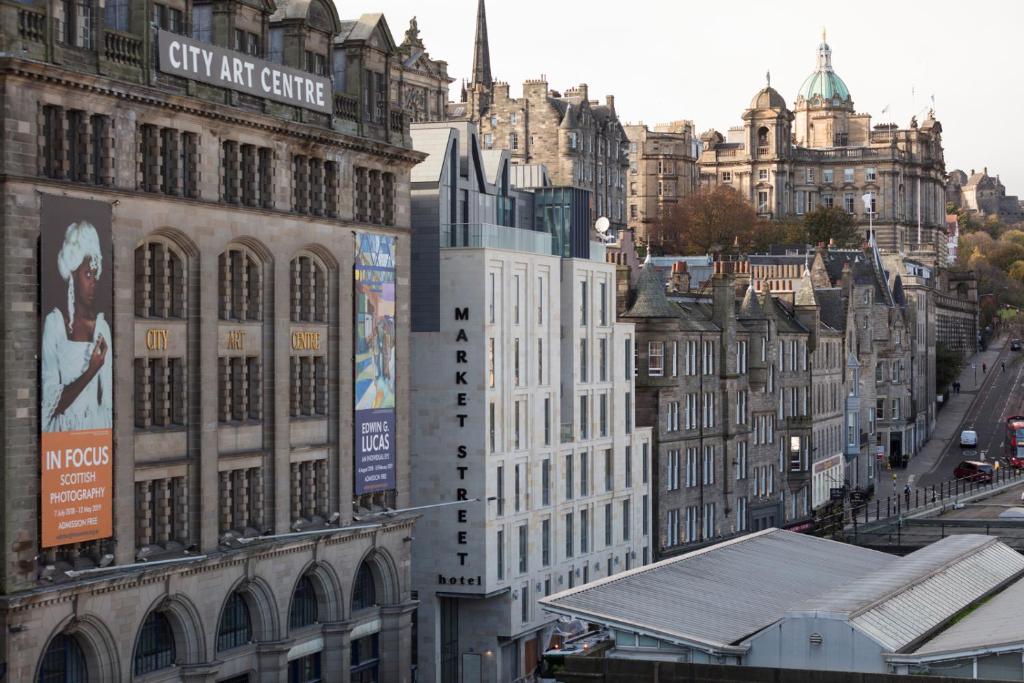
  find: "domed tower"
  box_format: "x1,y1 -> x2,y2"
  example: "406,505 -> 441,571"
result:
794,31 -> 857,148
742,79 -> 793,217
742,81 -> 793,160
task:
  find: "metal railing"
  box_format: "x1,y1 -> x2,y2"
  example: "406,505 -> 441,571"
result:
441,223 -> 552,256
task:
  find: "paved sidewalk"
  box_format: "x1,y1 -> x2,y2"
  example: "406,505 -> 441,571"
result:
884,337 -> 1007,496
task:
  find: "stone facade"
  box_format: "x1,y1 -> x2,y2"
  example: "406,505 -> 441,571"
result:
0,2 -> 425,681
408,122 -> 651,683
699,37 -> 948,263
624,121 -> 701,246
391,17 -> 453,123
946,167 -> 1024,225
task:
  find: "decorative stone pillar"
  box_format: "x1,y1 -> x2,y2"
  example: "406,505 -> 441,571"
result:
378,601 -> 417,683
321,620 -> 355,683
256,641 -> 291,683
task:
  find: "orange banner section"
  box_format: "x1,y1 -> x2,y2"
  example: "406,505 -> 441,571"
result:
40,428 -> 113,547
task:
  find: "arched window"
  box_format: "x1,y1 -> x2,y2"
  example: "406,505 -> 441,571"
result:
351,562 -> 377,612
134,611 -> 176,675
758,127 -> 770,147
289,575 -> 319,629
38,634 -> 88,683
135,240 -> 186,319
290,254 -> 328,323
218,246 -> 263,321
217,592 -> 253,651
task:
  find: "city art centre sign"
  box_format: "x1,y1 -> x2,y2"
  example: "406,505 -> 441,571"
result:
158,30 -> 332,114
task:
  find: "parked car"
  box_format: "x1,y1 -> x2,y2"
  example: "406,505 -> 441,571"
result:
1005,454 -> 1024,470
954,460 -> 994,483
1012,339 -> 1022,351
960,429 -> 978,448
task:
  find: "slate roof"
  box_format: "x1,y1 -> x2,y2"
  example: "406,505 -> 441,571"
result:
739,285 -> 766,319
814,288 -> 846,332
793,535 -> 1024,653
622,263 -> 681,318
540,530 -> 891,654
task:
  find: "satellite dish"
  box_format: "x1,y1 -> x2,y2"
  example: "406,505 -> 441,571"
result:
595,217 -> 610,234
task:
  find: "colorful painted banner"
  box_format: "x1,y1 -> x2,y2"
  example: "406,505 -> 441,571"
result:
40,195 -> 114,547
354,234 -> 396,494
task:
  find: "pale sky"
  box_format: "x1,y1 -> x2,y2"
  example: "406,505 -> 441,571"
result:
349,0 -> 1024,192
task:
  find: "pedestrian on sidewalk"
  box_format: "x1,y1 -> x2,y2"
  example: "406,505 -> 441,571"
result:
983,363 -> 987,374
904,484 -> 911,509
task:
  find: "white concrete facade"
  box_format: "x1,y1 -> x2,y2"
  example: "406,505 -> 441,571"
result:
410,244 -> 652,683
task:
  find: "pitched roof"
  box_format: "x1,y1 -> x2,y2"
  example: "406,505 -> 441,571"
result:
793,535 -> 1024,653
909,576 -> 1024,658
540,530 -> 891,654
623,263 -> 681,318
814,288 -> 846,331
739,285 -> 766,319
794,269 -> 816,307
409,125 -> 455,183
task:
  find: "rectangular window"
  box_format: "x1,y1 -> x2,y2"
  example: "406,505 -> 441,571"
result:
513,338 -> 520,387
580,452 -> 589,497
604,503 -> 613,546
565,455 -> 573,500
642,494 -> 649,536
565,512 -> 574,558
844,192 -> 855,214
580,280 -> 588,326
488,338 -> 495,388
518,524 -> 528,573
580,509 -> 589,553
542,459 -> 551,506
823,168 -> 834,184
599,394 -> 608,437
489,402 -> 496,453
866,167 -> 877,182
599,338 -> 608,382
514,464 -> 522,512
625,391 -> 632,434
642,443 -> 649,484
512,274 -> 520,325
579,395 -> 588,440
625,445 -> 632,487
497,529 -> 505,580
703,502 -> 716,539
538,338 -> 544,385
844,168 -> 854,183
489,272 -> 496,323
667,449 -> 680,491
625,338 -> 633,380
604,448 -> 614,492
579,338 -> 588,383
542,518 -> 551,566
496,465 -> 505,516
622,499 -> 631,541
543,397 -> 551,446
702,446 -> 715,485
521,582 -> 530,623
684,506 -> 698,543
599,281 -> 608,326
648,341 -> 664,377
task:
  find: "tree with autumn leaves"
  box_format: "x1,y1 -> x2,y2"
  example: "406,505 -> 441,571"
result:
647,186 -> 863,256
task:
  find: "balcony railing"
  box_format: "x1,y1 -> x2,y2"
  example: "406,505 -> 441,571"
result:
18,7 -> 46,42
441,223 -> 552,256
756,146 -> 771,157
103,30 -> 142,67
389,109 -> 404,133
334,93 -> 359,122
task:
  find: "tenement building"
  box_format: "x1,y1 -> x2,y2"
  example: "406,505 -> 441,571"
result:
699,33 -> 948,262
0,4 -> 426,682
450,0 -> 630,230
408,122 -> 652,682
623,121 -> 701,246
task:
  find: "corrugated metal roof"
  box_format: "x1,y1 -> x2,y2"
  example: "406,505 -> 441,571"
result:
911,576 -> 1024,657
794,535 -> 1024,653
539,529 -> 890,653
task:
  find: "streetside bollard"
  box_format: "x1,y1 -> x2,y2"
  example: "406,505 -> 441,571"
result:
916,489 -> 920,508
931,485 -> 936,504
876,500 -> 880,522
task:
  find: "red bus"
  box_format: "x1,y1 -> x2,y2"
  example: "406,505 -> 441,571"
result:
1006,415 -> 1024,467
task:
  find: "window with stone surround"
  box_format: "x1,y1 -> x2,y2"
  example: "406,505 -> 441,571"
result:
293,155 -> 338,217
138,124 -> 198,197
135,241 -> 186,319
218,246 -> 263,321
290,356 -> 327,417
61,0 -> 94,48
290,458 -> 329,524
134,357 -> 186,428
134,476 -> 188,549
41,106 -> 113,185
218,356 -> 263,422
219,467 -> 264,534
290,254 -> 327,323
222,140 -> 272,207
353,167 -> 395,226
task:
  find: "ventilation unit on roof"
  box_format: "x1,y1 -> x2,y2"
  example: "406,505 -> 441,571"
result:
809,633 -> 824,646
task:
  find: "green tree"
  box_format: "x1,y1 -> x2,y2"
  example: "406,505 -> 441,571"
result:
802,206 -> 862,248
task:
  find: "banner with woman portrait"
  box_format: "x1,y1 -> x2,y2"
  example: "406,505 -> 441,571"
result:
39,195 -> 114,547
354,233 -> 397,495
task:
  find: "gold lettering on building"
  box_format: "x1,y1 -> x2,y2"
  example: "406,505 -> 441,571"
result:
291,331 -> 321,351
226,330 -> 245,350
145,328 -> 169,351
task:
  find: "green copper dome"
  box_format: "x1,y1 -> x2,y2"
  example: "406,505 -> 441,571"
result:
797,33 -> 852,104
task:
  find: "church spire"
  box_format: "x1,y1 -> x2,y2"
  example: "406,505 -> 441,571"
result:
471,0 -> 493,88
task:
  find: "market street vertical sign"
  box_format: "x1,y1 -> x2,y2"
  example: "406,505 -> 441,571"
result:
354,234 -> 397,494
40,196 -> 114,547
157,30 -> 333,114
